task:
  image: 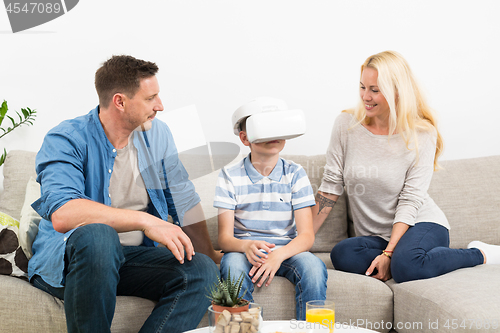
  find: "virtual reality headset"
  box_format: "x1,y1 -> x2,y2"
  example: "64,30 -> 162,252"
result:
232,97 -> 306,143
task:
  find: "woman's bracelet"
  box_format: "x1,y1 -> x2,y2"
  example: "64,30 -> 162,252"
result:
382,250 -> 392,259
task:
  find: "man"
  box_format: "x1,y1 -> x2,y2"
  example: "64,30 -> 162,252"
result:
28,55 -> 221,333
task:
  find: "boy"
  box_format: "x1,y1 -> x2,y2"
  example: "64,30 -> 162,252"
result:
214,97 -> 327,320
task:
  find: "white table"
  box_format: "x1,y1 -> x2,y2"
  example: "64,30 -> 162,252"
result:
184,320 -> 380,332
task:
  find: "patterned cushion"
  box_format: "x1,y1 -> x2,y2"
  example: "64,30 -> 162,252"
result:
18,177 -> 42,259
0,212 -> 28,280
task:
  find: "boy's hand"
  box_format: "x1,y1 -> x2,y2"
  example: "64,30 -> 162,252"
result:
244,240 -> 275,266
249,251 -> 284,287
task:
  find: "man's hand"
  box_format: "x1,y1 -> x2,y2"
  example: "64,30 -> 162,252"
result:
51,199 -> 194,264
365,254 -> 392,281
143,217 -> 195,264
243,240 -> 275,266
249,251 -> 284,287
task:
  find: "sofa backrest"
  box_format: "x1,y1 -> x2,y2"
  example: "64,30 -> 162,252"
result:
1,150 -> 498,253
427,155 -> 500,249
0,150 -> 37,221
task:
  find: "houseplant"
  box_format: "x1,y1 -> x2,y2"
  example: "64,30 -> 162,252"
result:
206,268 -> 250,313
0,100 -> 37,166
206,269 -> 262,333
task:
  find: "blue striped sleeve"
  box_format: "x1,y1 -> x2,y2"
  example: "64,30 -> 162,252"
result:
213,168 -> 236,210
291,166 -> 315,210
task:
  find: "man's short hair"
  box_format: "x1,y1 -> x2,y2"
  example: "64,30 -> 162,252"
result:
95,55 -> 159,108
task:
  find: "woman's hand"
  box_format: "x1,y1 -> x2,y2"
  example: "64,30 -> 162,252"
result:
365,254 -> 392,282
365,222 -> 409,281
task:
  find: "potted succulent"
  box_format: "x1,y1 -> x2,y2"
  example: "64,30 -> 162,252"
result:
0,100 -> 37,166
206,269 -> 262,333
206,268 -> 250,314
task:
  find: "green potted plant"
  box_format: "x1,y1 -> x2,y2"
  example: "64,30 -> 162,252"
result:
206,268 -> 250,313
0,100 -> 36,166
206,269 -> 263,333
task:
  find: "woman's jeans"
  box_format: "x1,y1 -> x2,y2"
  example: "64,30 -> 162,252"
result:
31,224 -> 220,333
220,251 -> 328,320
331,222 -> 484,283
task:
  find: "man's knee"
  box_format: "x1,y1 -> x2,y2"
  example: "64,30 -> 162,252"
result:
69,223 -> 119,246
66,224 -> 123,267
193,253 -> 219,279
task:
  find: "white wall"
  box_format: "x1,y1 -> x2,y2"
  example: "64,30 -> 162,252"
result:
1,0 -> 500,191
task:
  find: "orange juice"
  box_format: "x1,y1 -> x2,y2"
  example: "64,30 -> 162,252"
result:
306,308 -> 335,332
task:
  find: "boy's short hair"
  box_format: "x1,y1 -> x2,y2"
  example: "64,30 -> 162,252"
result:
239,117 -> 248,132
95,55 -> 159,108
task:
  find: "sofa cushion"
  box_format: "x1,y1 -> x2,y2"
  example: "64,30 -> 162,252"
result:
327,270 -> 394,333
428,156 -> 500,249
18,177 -> 42,259
281,155 -> 348,252
0,150 -> 37,221
198,268 -> 394,333
389,265 -> 500,333
0,275 -> 156,333
0,212 -> 28,280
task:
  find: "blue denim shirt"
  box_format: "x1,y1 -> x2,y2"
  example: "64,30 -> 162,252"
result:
28,106 -> 200,287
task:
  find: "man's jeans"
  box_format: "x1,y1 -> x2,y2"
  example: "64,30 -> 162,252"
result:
31,224 -> 219,333
330,222 -> 484,283
220,251 -> 327,320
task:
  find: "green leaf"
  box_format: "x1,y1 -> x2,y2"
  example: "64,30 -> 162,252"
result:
0,100 -> 7,126
0,149 -> 6,167
7,115 -> 15,127
21,108 -> 29,118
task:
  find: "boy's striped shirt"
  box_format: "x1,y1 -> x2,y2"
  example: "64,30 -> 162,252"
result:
214,154 -> 315,246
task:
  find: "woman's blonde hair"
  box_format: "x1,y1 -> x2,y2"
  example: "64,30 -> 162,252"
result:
346,50 -> 443,170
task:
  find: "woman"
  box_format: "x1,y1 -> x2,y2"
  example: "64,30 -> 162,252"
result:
313,50 -> 499,283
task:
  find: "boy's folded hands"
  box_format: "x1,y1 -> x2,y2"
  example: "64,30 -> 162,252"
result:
244,240 -> 286,288
249,250 -> 286,287
243,240 -> 275,266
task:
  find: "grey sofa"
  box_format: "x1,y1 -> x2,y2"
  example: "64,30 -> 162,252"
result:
0,150 -> 499,333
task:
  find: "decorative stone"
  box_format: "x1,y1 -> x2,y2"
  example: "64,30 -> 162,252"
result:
217,310 -> 231,326
213,306 -> 261,333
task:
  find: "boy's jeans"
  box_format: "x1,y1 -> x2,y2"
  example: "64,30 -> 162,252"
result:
220,251 -> 327,320
31,223 -> 219,333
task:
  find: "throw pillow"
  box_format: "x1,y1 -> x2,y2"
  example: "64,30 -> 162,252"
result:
19,177 -> 42,259
0,212 -> 29,280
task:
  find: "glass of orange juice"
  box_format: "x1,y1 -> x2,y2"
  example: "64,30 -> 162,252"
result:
306,300 -> 335,332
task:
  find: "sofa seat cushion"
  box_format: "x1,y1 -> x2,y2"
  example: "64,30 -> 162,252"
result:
200,269 -> 393,332
328,270 -> 393,333
389,265 -> 500,333
315,252 -> 334,270
0,275 -> 156,333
